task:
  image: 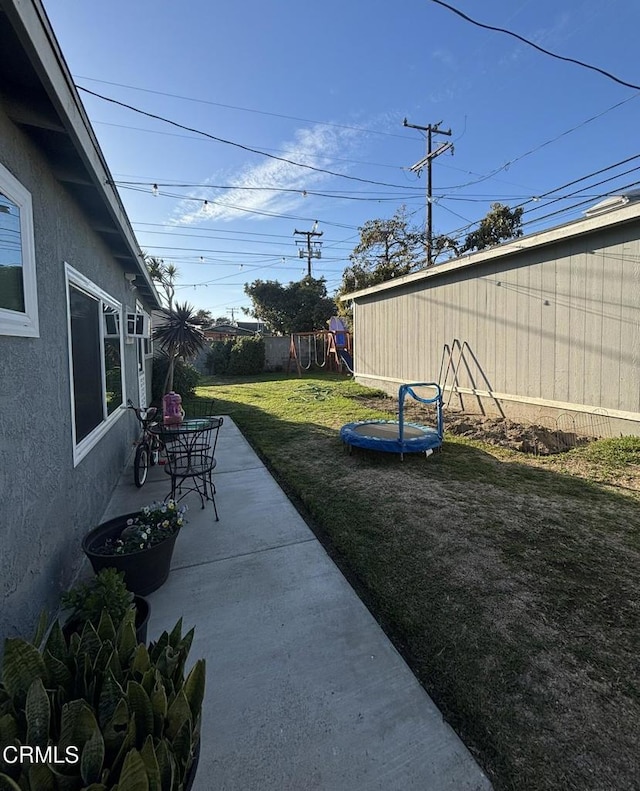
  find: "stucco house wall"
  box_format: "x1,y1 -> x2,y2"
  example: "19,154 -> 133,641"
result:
345,207 -> 640,437
0,0 -> 160,642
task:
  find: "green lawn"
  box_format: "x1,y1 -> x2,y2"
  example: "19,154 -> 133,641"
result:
197,373 -> 640,791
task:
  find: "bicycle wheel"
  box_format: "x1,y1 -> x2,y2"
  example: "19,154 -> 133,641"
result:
150,436 -> 163,466
134,443 -> 150,488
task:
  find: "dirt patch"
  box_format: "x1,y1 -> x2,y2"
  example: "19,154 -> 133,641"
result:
353,395 -> 595,455
444,413 -> 595,455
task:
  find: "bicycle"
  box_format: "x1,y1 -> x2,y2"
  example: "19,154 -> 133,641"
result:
127,400 -> 164,488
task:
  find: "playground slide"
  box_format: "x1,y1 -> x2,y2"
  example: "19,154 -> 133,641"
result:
339,348 -> 354,373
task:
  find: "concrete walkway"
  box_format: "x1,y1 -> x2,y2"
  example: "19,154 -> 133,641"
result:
103,417 -> 493,791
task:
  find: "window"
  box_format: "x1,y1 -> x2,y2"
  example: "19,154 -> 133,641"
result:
65,265 -> 125,464
0,162 -> 38,336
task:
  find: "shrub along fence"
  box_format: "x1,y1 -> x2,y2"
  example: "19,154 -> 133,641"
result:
205,335 -> 266,376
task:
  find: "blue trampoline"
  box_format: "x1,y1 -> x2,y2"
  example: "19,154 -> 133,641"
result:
340,382 -> 443,460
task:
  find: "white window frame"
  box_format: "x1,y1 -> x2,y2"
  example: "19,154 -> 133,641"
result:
0,162 -> 39,337
65,263 -> 126,466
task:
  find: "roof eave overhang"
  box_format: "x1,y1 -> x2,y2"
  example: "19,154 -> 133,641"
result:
0,0 -> 161,308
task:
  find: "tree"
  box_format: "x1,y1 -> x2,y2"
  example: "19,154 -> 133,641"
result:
153,301 -> 206,393
336,207 -> 424,323
244,277 -> 336,335
145,256 -> 178,311
192,308 -> 214,326
461,203 -> 523,252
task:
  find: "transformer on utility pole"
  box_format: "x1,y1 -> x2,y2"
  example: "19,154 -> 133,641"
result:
403,118 -> 453,266
294,221 -> 323,278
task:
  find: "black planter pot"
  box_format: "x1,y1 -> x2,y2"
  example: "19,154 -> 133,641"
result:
184,742 -> 201,791
82,513 -> 180,596
133,595 -> 151,644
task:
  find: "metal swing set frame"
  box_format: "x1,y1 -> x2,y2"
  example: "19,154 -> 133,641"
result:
287,329 -> 352,376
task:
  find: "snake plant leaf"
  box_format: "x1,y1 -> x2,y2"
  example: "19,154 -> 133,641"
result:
105,644 -> 123,684
0,737 -> 19,777
182,660 -> 206,722
68,630 -> 81,656
0,713 -> 18,743
131,644 -> 152,678
150,682 -> 167,738
118,749 -> 150,791
111,717 -> 137,781
44,621 -> 68,665
167,618 -> 183,648
76,651 -> 95,703
59,699 -> 100,760
1,638 -> 47,708
80,723 -> 105,785
98,670 -> 124,730
177,628 -> 194,658
0,773 -> 22,791
165,689 -> 191,742
77,622 -> 102,666
117,612 -> 137,666
148,631 -> 169,664
96,611 -> 117,645
28,761 -> 56,791
140,668 -> 156,698
93,640 -> 116,676
32,609 -> 49,650
171,717 -> 193,775
155,647 -> 180,685
25,677 -> 50,747
154,739 -> 174,791
126,681 -> 154,747
102,697 -> 129,753
43,650 -> 72,696
140,735 -> 161,791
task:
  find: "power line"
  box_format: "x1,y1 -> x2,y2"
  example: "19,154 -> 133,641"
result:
75,75 -> 413,141
439,94 -> 640,192
122,184 -> 363,229
115,182 -> 420,203
97,122 -> 413,172
439,154 -> 640,246
115,179 -> 419,197
428,0 -> 640,91
78,86 -> 423,190
521,178 -> 640,229
515,154 -> 640,211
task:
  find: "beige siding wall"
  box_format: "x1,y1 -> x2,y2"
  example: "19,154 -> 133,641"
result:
353,223 -> 640,434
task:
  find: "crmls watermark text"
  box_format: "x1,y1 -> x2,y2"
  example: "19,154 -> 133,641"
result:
2,745 -> 80,765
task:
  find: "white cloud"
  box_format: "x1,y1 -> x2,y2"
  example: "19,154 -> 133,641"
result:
431,48 -> 456,68
172,122 -> 360,224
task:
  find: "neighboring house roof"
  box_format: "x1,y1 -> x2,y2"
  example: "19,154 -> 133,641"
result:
0,0 -> 161,308
204,324 -> 256,337
236,320 -> 266,332
340,197 -> 640,302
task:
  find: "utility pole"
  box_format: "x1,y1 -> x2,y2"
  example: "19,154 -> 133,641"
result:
403,118 -> 453,266
294,221 -> 323,278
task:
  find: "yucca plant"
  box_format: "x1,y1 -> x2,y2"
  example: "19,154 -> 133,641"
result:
153,302 -> 205,395
0,611 -> 205,790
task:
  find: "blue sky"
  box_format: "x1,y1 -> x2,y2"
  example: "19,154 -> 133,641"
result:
43,0 -> 640,319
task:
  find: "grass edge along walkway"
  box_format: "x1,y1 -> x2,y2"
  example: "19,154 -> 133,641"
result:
197,374 -> 640,791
